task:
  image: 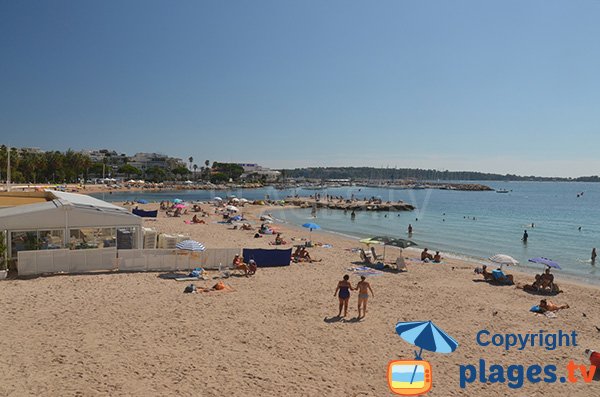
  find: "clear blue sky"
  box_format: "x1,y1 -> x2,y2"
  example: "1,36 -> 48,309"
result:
1,0 -> 600,177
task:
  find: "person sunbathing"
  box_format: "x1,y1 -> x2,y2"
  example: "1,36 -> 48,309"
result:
191,215 -> 205,224
240,223 -> 252,230
539,268 -> 555,289
433,251 -> 442,263
479,265 -> 495,282
274,233 -> 286,245
539,299 -> 569,312
292,246 -> 303,260
232,254 -> 249,276
248,259 -> 257,275
421,248 -> 434,262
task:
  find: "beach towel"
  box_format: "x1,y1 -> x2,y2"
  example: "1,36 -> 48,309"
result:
132,208 -> 158,218
530,305 -> 543,313
347,266 -> 384,277
242,248 -> 292,267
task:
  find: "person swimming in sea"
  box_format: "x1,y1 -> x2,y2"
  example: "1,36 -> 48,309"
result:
334,275 -> 353,317
592,248 -> 597,265
522,230 -> 528,243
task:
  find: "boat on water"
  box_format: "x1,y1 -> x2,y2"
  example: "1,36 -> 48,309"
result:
496,189 -> 510,193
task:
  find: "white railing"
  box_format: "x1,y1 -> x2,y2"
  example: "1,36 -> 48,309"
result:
17,248 -> 118,277
17,248 -> 241,277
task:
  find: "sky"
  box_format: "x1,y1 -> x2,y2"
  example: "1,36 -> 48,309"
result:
1,0 -> 600,177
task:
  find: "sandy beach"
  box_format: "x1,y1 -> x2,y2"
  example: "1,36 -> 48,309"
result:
2,202 -> 600,396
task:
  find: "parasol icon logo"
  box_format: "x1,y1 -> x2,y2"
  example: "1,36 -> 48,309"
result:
391,321 -> 459,395
387,360 -> 433,395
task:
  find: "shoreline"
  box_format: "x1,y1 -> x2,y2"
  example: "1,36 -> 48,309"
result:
261,206 -> 600,290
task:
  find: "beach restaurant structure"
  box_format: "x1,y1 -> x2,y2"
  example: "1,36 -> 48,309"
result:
0,190 -> 142,264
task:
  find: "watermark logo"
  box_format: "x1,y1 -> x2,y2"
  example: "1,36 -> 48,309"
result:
389,321 -> 459,395
388,360 -> 433,396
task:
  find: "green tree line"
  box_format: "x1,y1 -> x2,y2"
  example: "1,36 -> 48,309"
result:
280,167 -> 599,182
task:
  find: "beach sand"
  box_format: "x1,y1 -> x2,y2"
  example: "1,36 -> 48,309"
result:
1,202 -> 600,396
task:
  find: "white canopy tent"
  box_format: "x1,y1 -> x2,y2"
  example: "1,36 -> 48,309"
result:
0,190 -> 143,260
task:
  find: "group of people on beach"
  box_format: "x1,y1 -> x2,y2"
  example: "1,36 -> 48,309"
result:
420,248 -> 442,263
334,275 -> 374,318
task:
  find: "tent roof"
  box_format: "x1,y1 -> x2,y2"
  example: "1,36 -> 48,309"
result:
0,191 -> 141,231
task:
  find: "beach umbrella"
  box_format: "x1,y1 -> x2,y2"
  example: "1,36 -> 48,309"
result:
302,222 -> 321,239
395,320 -> 459,384
489,254 -> 519,268
174,204 -> 186,209
176,240 -> 206,251
386,238 -> 418,249
239,198 -> 249,203
226,205 -> 239,212
136,199 -> 149,204
231,198 -> 240,202
302,222 -> 321,231
230,215 -> 242,222
528,257 -> 561,270
173,198 -> 183,204
213,197 -> 223,201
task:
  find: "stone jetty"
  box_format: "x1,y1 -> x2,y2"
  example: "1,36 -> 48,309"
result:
283,197 -> 415,212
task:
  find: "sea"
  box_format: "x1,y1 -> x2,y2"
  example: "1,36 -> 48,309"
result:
92,181 -> 600,283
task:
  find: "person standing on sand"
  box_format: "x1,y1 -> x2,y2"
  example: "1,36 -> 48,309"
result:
592,248 -> 597,265
356,276 -> 374,318
334,275 -> 353,317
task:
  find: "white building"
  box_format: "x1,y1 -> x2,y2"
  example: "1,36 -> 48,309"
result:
237,163 -> 281,181
0,190 -> 143,261
129,153 -> 185,170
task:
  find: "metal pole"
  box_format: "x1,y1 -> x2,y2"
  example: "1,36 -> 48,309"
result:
7,145 -> 11,192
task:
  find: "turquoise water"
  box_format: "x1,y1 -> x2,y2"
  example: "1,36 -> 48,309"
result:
93,182 -> 600,282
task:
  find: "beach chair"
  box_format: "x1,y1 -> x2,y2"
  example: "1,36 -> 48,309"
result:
492,269 -> 514,285
394,256 -> 407,272
359,249 -> 373,265
370,246 -> 384,261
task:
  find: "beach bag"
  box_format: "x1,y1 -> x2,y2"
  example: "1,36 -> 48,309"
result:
184,284 -> 196,293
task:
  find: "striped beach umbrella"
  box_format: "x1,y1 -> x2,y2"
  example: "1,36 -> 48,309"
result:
395,320 -> 458,384
489,254 -> 519,268
176,240 -> 206,252
395,321 -> 458,357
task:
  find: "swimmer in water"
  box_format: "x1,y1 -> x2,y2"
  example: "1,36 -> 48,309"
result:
522,230 -> 528,243
592,248 -> 597,265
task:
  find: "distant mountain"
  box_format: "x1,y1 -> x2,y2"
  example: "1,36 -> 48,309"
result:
279,167 -> 597,182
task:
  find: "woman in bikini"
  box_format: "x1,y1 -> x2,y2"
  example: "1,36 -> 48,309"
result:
356,276 -> 374,318
334,275 -> 353,317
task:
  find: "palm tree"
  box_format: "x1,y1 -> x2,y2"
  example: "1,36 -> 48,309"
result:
193,164 -> 198,180
188,156 -> 193,172
204,160 -> 210,180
